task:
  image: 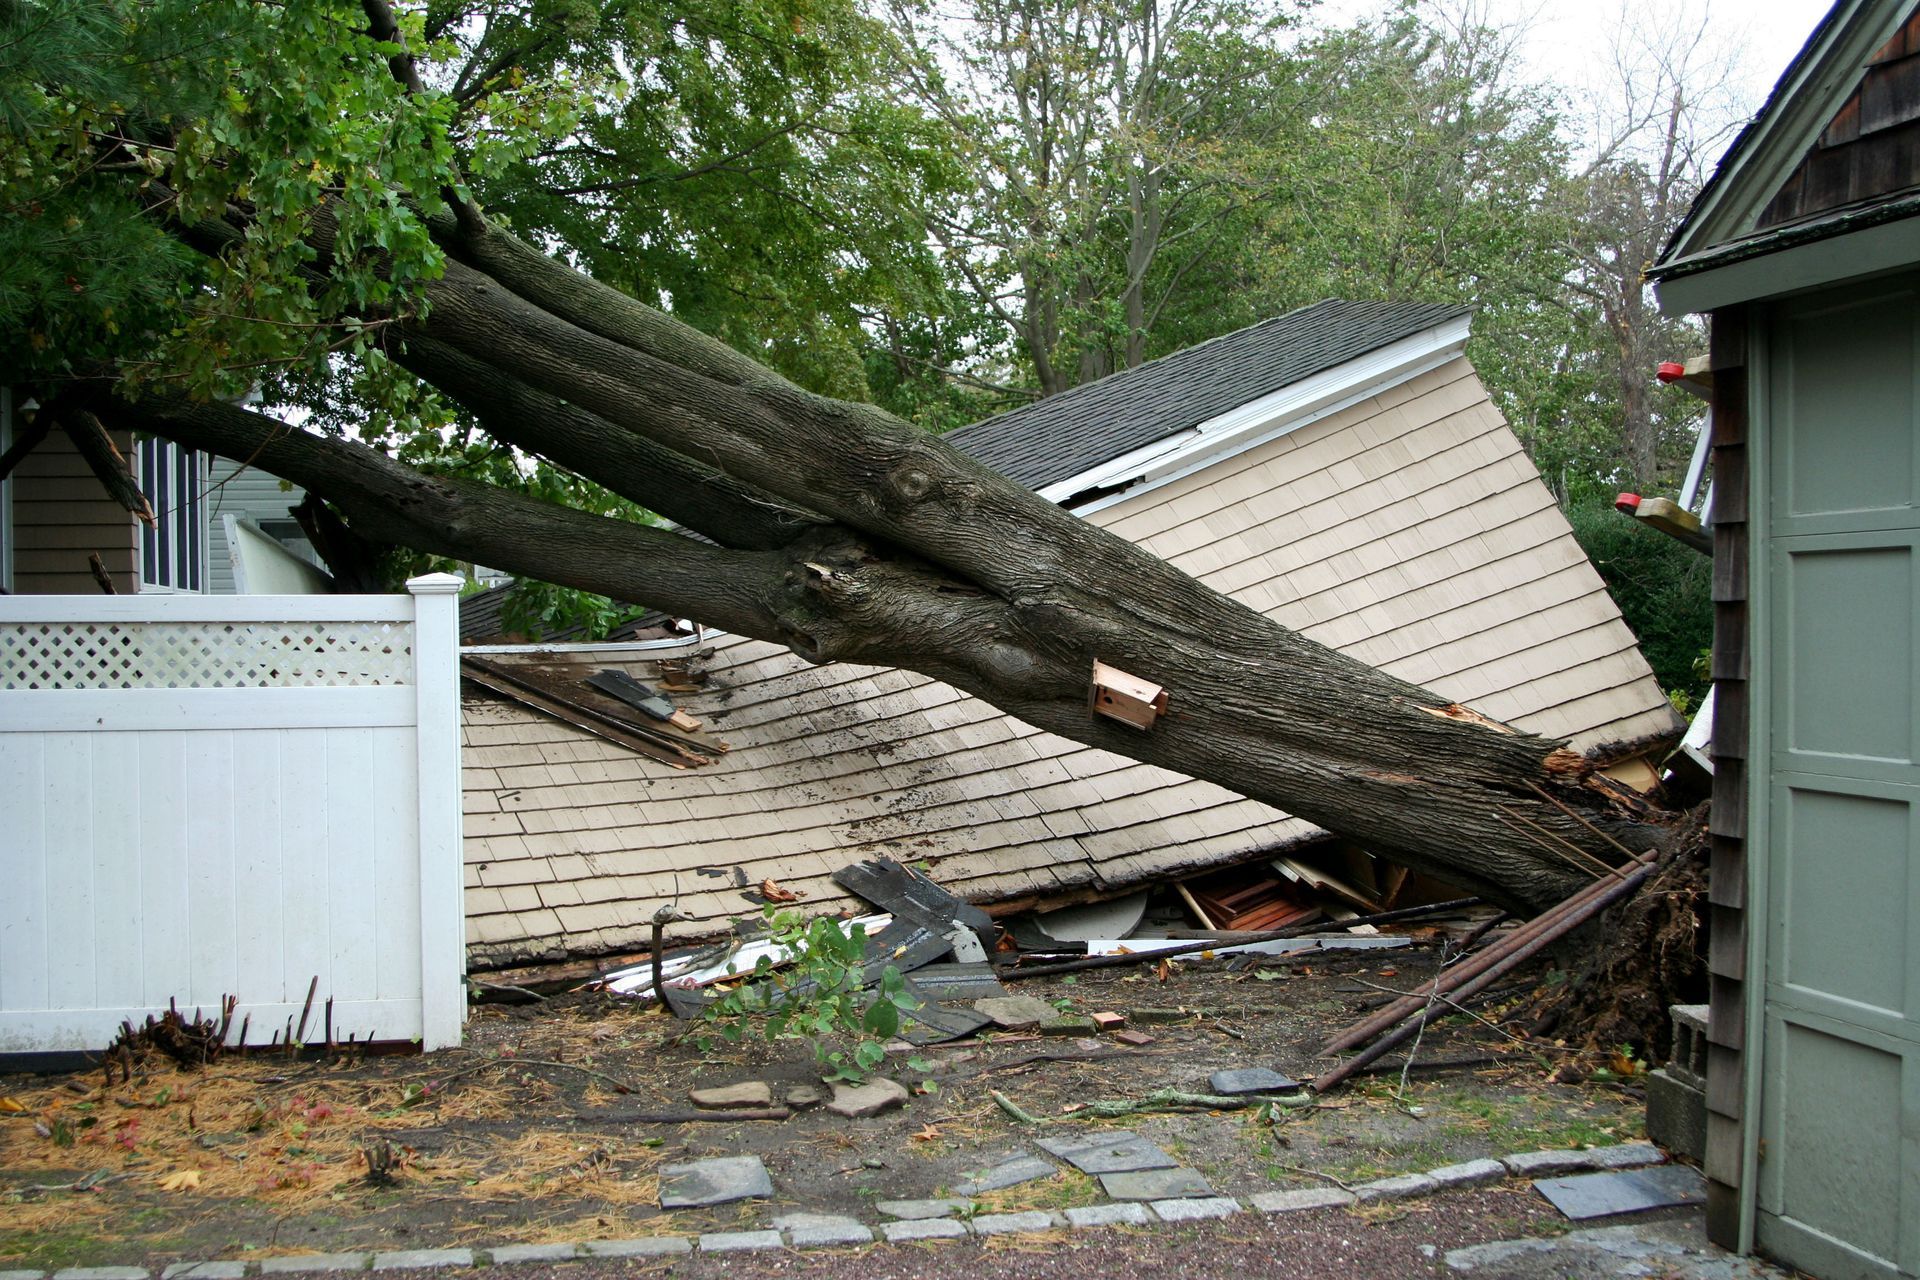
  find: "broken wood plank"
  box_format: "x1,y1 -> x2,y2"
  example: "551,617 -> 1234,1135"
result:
462,656 -> 713,766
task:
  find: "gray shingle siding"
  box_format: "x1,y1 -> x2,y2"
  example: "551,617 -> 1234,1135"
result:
945,300 -> 1470,492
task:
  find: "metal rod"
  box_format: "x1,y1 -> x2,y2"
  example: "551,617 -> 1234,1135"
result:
1311,862 -> 1655,1093
1004,896 -> 1482,982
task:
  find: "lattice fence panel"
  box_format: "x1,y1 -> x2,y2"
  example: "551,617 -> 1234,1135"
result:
0,621 -> 413,689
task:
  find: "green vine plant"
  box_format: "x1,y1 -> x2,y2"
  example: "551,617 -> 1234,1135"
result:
697,908 -> 922,1082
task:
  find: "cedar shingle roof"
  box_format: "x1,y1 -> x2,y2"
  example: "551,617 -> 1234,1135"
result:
946,300 -> 1470,491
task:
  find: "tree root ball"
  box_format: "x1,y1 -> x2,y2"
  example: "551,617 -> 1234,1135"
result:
1523,808 -> 1709,1065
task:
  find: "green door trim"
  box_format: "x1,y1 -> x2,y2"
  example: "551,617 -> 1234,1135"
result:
1740,302 -> 1773,1258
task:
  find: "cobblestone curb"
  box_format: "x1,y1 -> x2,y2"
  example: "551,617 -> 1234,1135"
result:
6,1141 -> 1665,1274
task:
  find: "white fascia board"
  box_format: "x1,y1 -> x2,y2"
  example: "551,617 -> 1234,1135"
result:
1038,315 -> 1472,517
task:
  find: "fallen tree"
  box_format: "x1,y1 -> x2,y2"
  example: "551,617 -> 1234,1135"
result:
10,0 -> 1677,915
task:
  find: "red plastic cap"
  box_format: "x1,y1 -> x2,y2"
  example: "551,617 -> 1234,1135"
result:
1614,492 -> 1642,513
1655,361 -> 1686,383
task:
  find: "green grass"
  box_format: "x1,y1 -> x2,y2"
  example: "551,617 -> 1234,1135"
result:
1,1225 -> 183,1270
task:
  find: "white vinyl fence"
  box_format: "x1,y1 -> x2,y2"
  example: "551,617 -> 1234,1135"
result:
0,575 -> 466,1054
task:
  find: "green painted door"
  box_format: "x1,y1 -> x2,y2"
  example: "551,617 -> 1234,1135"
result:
1759,273 -> 1920,1279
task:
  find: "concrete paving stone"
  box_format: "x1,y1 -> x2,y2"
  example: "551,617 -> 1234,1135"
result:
826,1077 -> 909,1118
161,1266 -> 245,1280
483,1244 -> 582,1265
1209,1067 -> 1300,1095
1100,1167 -> 1215,1201
697,1231 -> 782,1254
1356,1173 -> 1440,1202
1503,1149 -> 1605,1177
973,995 -> 1057,1030
1532,1164 -> 1707,1221
578,1238 -> 691,1259
257,1256 -> 372,1275
1248,1187 -> 1357,1213
1064,1203 -> 1156,1229
0,1271 -> 49,1280
956,1154 -> 1056,1194
1037,1130 -> 1178,1174
1040,1017 -> 1097,1036
881,1219 -> 970,1243
1589,1141 -> 1666,1170
970,1212 -> 1063,1236
1445,1217 -> 1796,1277
371,1249 -> 474,1271
772,1214 -> 874,1248
688,1081 -> 772,1109
1150,1197 -> 1242,1222
658,1154 -> 773,1207
875,1198 -> 973,1220
53,1271 -> 148,1280
1427,1158 -> 1509,1190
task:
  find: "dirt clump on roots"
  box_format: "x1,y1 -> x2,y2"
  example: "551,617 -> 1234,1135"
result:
1523,809 -> 1710,1066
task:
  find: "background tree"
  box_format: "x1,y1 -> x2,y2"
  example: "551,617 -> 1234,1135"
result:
886,0 -> 1310,394
0,0 -> 1672,914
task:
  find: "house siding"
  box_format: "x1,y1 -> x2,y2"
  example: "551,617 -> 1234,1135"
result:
458,355 -> 1684,967
204,458 -> 312,594
1703,308 -> 1751,1249
8,427 -> 138,594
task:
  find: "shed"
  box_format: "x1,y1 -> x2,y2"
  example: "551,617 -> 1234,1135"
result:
1649,1 -> 1920,1273
460,301 -> 1683,969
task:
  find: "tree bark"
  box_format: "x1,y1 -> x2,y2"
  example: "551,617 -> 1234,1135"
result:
96,210 -> 1672,916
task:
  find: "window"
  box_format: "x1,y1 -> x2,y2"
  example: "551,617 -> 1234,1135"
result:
137,436 -> 208,592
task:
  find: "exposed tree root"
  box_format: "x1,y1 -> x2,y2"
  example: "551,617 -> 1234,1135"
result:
1523,807 -> 1709,1065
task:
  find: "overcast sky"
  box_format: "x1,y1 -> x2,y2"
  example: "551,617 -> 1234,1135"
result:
1316,0 -> 1837,163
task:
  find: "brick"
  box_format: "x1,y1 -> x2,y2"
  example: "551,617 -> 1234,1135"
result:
1150,1197 -> 1241,1222
371,1249 -> 473,1271
1426,1158 -> 1507,1190
969,1212 -> 1062,1236
1248,1188 -> 1356,1213
257,1257 -> 372,1276
482,1245 -> 581,1265
1355,1173 -> 1439,1202
880,1219 -> 969,1243
1589,1141 -> 1665,1170
1064,1203 -> 1154,1229
697,1232 -> 781,1254
1502,1149 -> 1604,1177
578,1239 -> 691,1259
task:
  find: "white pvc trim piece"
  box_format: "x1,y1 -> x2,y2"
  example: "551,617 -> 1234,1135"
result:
1037,317 -> 1472,517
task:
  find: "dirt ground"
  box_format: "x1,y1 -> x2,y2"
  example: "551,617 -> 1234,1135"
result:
0,942 -> 1650,1270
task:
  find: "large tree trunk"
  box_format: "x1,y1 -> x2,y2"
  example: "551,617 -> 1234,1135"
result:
94,212 -> 1670,916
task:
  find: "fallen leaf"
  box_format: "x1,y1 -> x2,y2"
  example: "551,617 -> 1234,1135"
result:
911,1124 -> 942,1142
158,1170 -> 201,1192
759,878 -> 804,903
0,1096 -> 26,1114
1154,959 -> 1172,983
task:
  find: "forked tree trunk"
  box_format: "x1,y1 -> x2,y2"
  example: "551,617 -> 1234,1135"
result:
95,214 -> 1671,915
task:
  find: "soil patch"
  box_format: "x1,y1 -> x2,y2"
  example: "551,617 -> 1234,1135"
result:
1,944 -> 1650,1269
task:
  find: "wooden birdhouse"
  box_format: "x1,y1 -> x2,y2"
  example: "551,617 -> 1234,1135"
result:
1090,659 -> 1168,730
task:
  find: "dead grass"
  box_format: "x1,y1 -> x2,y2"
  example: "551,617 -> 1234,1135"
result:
0,1054 -> 661,1244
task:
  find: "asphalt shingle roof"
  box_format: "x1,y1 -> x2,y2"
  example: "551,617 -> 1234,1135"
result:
946,299 -> 1471,492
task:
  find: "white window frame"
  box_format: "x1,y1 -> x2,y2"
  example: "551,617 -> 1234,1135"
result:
1,389 -> 14,593
136,435 -> 211,593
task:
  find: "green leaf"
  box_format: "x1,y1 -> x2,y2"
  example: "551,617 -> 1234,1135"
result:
862,999 -> 900,1039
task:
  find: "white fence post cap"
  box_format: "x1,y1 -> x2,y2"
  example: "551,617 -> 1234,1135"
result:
405,573 -> 466,595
